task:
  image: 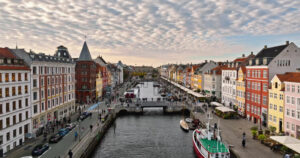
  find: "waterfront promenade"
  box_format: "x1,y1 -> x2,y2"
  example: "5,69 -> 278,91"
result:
194,106 -> 282,158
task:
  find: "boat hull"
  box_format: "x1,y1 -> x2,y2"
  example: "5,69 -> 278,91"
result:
180,120 -> 189,132
192,131 -> 205,158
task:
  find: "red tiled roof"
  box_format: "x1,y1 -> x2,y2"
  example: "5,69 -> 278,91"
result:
0,48 -> 17,59
211,65 -> 229,75
277,72 -> 300,83
0,65 -> 30,70
234,57 -> 247,62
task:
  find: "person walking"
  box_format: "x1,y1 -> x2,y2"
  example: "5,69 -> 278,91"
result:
242,132 -> 246,147
68,150 -> 73,158
74,131 -> 78,141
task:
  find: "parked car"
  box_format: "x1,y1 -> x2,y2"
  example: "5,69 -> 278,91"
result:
31,143 -> 49,156
58,128 -> 69,137
49,134 -> 63,143
66,123 -> 76,130
80,112 -> 92,120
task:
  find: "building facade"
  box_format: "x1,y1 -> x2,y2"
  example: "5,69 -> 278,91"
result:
284,73 -> 300,138
75,42 -> 97,104
246,42 -> 300,126
0,48 -> 32,153
12,46 -> 76,134
268,74 -> 286,133
236,67 -> 246,116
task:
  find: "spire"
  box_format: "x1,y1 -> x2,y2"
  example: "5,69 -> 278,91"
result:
78,41 -> 92,61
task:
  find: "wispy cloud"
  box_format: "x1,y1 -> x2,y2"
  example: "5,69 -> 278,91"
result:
0,0 -> 299,66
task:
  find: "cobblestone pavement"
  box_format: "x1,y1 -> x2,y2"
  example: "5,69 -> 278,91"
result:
194,105 -> 282,158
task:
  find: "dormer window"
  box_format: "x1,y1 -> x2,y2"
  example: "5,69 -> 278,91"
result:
256,59 -> 259,65
7,59 -> 11,64
64,52 -> 66,56
58,52 -> 61,56
263,58 -> 267,65
0,59 -> 3,64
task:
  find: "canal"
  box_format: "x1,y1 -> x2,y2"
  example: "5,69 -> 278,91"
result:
92,82 -> 196,158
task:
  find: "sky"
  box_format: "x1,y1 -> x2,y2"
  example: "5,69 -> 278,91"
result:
0,0 -> 299,67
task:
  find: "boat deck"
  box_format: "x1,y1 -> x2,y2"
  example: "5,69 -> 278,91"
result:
200,138 -> 229,153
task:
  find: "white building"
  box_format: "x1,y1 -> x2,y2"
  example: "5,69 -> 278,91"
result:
195,60 -> 218,90
221,66 -> 238,107
117,61 -> 124,84
0,48 -> 32,153
203,65 -> 225,99
11,46 -> 76,135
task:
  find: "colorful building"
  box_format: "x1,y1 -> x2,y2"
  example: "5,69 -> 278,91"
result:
246,41 -> 300,126
95,63 -> 103,101
236,66 -> 246,116
75,41 -> 97,104
283,72 -> 300,138
268,74 -> 287,133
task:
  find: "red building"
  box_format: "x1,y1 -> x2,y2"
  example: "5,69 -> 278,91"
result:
75,41 -> 97,104
245,42 -> 300,126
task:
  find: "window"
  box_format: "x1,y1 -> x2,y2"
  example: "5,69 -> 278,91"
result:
19,127 -> 22,134
25,111 -> 28,119
257,83 -> 261,91
287,84 -> 290,92
269,115 -> 272,121
6,117 -> 10,127
18,73 -> 21,81
298,85 -> 300,93
247,81 -> 250,89
274,104 -> 277,110
258,71 -> 261,78
13,115 -> 16,125
25,98 -> 28,107
263,96 -> 267,105
263,83 -> 268,92
33,79 -> 37,88
270,93 -> 273,98
0,88 -> 2,98
25,73 -> 27,81
292,97 -> 295,105
33,105 -> 38,114
247,70 -> 250,77
25,85 -> 28,93
5,88 -> 9,97
0,73 -> 2,82
292,124 -> 295,131
5,73 -> 9,82
292,110 -> 295,117
12,101 -> 16,110
41,103 -> 44,111
6,132 -> 10,141
258,95 -> 260,103
19,113 -> 22,122
280,94 -> 283,100
263,70 -> 267,78
0,120 -> 2,130
274,93 -> 277,99
18,86 -> 21,95
12,73 -> 15,82
33,66 -> 37,74
287,96 -> 290,103
6,103 -> 9,112
292,85 -> 295,92
286,122 -> 290,129
279,106 -> 283,112
12,87 -> 16,96
270,103 -> 273,109
0,104 -> 2,114
273,116 -> 277,123
286,109 -> 290,116
41,78 -> 44,86
298,112 -> 300,119
33,92 -> 37,100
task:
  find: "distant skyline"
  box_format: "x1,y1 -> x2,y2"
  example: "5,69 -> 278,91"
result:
0,0 -> 299,66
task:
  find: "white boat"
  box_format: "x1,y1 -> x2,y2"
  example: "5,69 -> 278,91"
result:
180,119 -> 189,132
185,118 -> 193,123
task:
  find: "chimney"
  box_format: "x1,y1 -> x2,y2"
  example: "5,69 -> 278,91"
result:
264,45 -> 267,49
286,41 -> 289,45
242,54 -> 245,57
251,51 -> 253,55
297,68 -> 300,72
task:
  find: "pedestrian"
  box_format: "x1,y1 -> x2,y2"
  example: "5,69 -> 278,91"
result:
68,150 -> 73,158
90,125 -> 93,132
74,131 -> 78,141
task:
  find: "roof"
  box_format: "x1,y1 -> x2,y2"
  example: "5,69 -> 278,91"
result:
0,48 -> 17,59
210,65 -> 229,75
276,72 -> 300,83
78,41 -> 92,61
270,136 -> 300,154
0,48 -> 30,70
234,57 -> 247,63
216,106 -> 235,113
255,44 -> 288,59
200,138 -> 229,153
54,45 -> 72,59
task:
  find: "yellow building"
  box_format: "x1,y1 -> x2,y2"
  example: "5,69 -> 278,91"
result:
96,67 -> 103,101
236,67 -> 246,116
268,75 -> 286,133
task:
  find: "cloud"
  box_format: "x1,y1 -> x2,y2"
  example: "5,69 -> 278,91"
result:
0,0 -> 299,66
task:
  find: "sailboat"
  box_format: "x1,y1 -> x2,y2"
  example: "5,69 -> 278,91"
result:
192,113 -> 230,158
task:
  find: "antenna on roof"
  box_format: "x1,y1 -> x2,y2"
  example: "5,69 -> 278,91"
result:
16,41 -> 18,49
84,34 -> 87,41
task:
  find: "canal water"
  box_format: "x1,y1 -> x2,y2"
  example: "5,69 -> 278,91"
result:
92,82 -> 195,158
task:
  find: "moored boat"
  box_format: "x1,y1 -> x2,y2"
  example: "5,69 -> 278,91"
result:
192,115 -> 230,158
180,120 -> 189,132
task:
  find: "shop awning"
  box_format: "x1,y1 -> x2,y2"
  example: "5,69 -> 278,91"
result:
270,136 -> 300,154
210,102 -> 224,107
215,106 -> 235,113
